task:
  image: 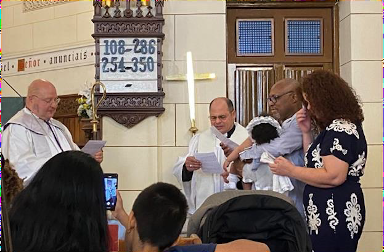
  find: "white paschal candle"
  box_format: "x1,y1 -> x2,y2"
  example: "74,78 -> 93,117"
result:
186,52 -> 195,125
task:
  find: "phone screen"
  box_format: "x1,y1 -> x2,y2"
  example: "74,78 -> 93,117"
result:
104,173 -> 118,210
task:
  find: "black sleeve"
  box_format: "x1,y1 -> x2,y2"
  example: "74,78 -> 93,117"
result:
320,130 -> 358,165
182,164 -> 194,182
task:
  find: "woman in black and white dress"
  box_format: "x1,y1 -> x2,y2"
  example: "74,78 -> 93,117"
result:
270,70 -> 366,252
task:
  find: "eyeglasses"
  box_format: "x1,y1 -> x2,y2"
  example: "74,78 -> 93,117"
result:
267,91 -> 294,104
209,114 -> 230,122
32,95 -> 60,105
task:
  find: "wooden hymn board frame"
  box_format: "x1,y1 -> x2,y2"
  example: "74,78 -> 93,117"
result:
92,0 -> 165,128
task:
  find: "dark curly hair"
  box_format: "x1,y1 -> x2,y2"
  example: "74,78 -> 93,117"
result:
2,157 -> 23,204
252,123 -> 279,145
251,113 -> 279,144
302,70 -> 364,130
2,156 -> 24,252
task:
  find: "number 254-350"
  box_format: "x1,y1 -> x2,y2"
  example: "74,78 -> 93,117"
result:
101,56 -> 155,73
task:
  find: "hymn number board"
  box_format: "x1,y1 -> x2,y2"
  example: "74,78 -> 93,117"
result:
100,37 -> 158,93
92,0 -> 165,128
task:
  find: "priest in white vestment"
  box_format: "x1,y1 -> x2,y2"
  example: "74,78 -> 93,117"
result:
173,97 -> 248,214
2,79 -> 103,185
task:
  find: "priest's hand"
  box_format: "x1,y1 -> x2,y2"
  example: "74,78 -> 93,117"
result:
94,150 -> 103,163
220,143 -> 233,157
185,156 -> 202,172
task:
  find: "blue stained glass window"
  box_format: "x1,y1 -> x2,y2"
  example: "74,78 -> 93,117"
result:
287,20 -> 322,54
237,20 -> 273,55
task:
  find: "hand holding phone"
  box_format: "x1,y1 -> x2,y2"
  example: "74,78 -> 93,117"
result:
104,173 -> 118,210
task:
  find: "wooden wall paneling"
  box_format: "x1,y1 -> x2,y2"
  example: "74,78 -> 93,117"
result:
54,94 -> 93,148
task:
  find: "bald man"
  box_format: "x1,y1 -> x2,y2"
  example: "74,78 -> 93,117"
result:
173,98 -> 248,214
3,79 -> 102,185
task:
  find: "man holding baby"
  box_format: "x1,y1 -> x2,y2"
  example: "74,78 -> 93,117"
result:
224,78 -> 306,217
173,79 -> 306,216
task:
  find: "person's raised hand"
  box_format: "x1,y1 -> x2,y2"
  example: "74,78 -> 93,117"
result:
112,190 -> 125,221
111,190 -> 130,230
93,150 -> 103,163
185,156 -> 202,172
296,107 -> 311,134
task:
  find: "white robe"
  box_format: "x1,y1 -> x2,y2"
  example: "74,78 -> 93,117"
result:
2,108 -> 79,185
173,123 -> 248,214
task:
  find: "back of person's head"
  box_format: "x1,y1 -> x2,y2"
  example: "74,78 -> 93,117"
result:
132,182 -> 188,251
1,155 -> 22,252
10,151 -> 108,252
2,156 -> 23,205
247,113 -> 281,145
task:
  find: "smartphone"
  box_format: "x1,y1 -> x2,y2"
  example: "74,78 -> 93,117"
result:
104,173 -> 118,210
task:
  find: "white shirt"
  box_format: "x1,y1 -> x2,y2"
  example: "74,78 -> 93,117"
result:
3,108 -> 79,185
173,123 -> 248,214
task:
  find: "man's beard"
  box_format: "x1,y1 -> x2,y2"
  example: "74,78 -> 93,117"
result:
270,111 -> 281,123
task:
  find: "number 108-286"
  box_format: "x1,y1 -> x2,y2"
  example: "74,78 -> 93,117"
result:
101,39 -> 156,73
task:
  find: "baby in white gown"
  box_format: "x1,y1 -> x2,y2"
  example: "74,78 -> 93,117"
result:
224,115 -> 290,191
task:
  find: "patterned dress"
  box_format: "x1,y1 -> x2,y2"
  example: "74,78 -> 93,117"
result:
303,119 -> 367,252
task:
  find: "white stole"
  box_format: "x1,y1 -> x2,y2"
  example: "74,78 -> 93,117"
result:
191,123 -> 248,211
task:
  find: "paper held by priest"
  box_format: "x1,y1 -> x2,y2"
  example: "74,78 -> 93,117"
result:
210,126 -> 239,151
194,152 -> 223,174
